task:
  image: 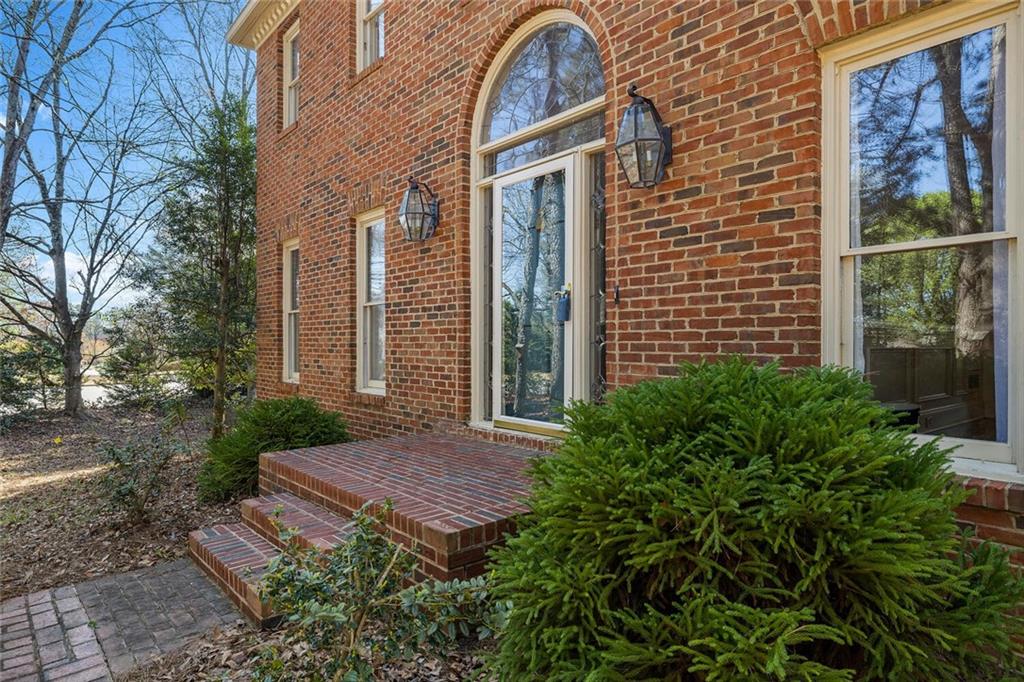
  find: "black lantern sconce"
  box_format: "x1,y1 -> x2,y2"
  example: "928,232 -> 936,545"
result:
614,84 -> 673,189
398,176 -> 439,241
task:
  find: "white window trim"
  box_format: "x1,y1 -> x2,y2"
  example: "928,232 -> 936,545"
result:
821,1 -> 1024,472
282,239 -> 300,383
283,21 -> 300,126
355,0 -> 384,73
355,208 -> 386,395
469,10 -> 606,430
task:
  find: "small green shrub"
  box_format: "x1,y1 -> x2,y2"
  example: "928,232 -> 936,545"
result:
488,359 -> 1024,680
198,396 -> 350,501
257,501 -> 508,681
102,436 -> 179,525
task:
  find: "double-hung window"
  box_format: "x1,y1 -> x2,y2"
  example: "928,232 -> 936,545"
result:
283,22 -> 300,126
356,209 -> 386,393
282,241 -> 300,382
822,2 -> 1023,472
356,0 -> 384,72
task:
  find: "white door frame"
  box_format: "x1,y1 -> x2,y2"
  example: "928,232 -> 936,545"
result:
491,153 -> 576,433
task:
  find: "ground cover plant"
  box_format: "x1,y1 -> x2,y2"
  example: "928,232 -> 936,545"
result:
257,501 -> 507,680
199,396 -> 350,501
489,359 -> 1024,680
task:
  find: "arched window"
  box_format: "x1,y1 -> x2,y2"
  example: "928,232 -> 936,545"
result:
470,13 -> 607,435
482,23 -> 604,143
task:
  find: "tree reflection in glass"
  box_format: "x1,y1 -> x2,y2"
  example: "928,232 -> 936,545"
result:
850,27 -> 1008,442
500,171 -> 565,423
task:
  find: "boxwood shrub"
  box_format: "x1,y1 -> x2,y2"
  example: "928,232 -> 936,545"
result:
488,359 -> 1023,680
199,396 -> 350,501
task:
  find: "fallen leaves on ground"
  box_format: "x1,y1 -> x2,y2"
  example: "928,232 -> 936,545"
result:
0,405 -> 238,599
116,619 -> 492,681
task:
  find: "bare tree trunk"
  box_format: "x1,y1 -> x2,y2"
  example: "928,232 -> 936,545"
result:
932,41 -> 993,359
62,332 -> 83,416
513,177 -> 545,415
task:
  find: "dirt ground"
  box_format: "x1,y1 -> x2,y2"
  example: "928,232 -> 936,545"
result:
0,405 -> 238,599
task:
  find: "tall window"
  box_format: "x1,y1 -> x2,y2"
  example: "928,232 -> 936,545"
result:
470,12 -> 606,435
356,209 -> 386,393
282,241 -> 300,382
356,0 -> 384,72
283,22 -> 300,126
822,4 -> 1022,469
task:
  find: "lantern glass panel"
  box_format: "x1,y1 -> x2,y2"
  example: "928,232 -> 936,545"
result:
617,106 -> 638,144
637,103 -> 660,138
616,141 -> 639,186
638,140 -> 664,184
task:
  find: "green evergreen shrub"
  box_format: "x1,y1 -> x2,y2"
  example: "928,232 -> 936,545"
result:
488,359 -> 1024,680
199,396 -> 349,501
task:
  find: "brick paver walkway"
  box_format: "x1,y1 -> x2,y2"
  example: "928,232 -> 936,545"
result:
1,559 -> 240,680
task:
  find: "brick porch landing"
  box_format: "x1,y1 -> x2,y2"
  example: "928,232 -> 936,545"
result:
259,433 -> 537,581
189,433 -> 539,624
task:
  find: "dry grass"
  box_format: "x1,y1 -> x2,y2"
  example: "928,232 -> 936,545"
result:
0,405 -> 238,599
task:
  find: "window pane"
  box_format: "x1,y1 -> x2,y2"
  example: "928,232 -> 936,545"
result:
854,241 -> 1008,442
289,248 -> 299,310
500,170 -> 566,423
287,84 -> 298,124
368,304 -> 385,382
290,34 -> 299,81
288,312 -> 299,376
367,221 -> 384,303
364,12 -> 383,66
849,27 -> 1006,247
483,23 -> 604,143
485,112 -> 603,175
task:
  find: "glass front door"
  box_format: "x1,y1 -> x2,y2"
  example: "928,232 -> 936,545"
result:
492,156 -> 574,427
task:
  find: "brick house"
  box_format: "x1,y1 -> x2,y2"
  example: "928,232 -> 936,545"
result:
209,0 -> 1024,596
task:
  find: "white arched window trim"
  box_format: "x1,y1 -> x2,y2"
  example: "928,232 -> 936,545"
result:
468,10 -> 607,430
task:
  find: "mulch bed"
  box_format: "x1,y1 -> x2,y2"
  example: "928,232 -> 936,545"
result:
117,620 -> 490,681
0,405 -> 238,599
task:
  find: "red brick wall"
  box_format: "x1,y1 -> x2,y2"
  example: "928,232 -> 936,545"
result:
251,0 -> 1024,557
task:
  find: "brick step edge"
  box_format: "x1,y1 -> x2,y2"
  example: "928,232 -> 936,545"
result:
188,524 -> 279,627
241,492 -> 354,552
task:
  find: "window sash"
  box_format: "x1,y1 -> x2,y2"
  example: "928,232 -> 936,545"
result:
821,2 -> 1023,468
356,212 -> 386,393
282,243 -> 300,382
357,0 -> 384,72
283,23 -> 300,125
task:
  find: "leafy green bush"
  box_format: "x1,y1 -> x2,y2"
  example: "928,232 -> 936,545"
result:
488,359 -> 1024,680
102,437 -> 179,525
199,396 -> 350,501
257,501 -> 508,680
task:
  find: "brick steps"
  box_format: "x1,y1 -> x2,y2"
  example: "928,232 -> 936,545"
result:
190,434 -> 537,625
258,434 -> 534,581
187,524 -> 279,626
241,492 -> 354,551
190,495 -> 356,626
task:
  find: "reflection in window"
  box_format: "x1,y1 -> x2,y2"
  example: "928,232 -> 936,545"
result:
850,27 -> 1006,247
485,113 -> 603,176
848,25 -> 1011,446
854,242 -> 1007,442
501,170 -> 566,423
365,220 -> 385,383
483,23 -> 604,143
